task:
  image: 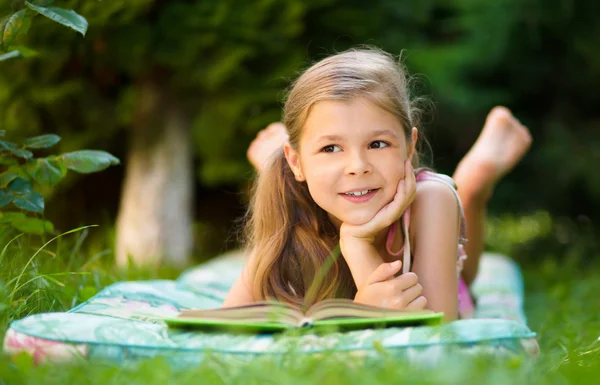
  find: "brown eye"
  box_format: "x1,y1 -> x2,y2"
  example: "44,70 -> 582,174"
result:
370,141 -> 389,149
321,145 -> 341,153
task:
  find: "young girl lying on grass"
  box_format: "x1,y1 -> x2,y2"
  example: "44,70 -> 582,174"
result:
224,47 -> 532,321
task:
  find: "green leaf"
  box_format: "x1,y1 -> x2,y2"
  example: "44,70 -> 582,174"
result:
33,0 -> 57,6
9,148 -> 33,159
0,140 -> 17,150
26,158 -> 66,186
61,150 -> 120,174
12,191 -> 44,212
23,134 -> 61,149
25,2 -> 88,36
0,211 -> 26,224
0,51 -> 22,61
20,14 -> 33,38
1,10 -> 27,50
0,172 -> 19,188
11,216 -> 54,235
0,190 -> 12,208
7,177 -> 33,195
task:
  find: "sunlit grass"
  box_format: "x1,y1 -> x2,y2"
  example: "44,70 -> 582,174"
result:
1,212 -> 599,384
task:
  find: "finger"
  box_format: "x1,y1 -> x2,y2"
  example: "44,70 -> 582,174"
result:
396,283 -> 423,306
399,162 -> 415,205
405,295 -> 428,310
393,166 -> 415,209
371,179 -> 409,228
404,161 -> 416,196
392,272 -> 418,291
365,261 -> 403,285
405,159 -> 414,175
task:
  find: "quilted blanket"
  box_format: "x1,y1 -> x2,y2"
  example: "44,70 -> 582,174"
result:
3,252 -> 539,365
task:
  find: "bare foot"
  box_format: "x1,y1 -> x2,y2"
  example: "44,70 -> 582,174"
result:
453,106 -> 532,201
247,122 -> 289,172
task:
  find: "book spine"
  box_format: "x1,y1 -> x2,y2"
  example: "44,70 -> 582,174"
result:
298,317 -> 314,328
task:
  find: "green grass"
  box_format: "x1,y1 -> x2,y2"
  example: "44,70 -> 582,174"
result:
0,212 -> 599,384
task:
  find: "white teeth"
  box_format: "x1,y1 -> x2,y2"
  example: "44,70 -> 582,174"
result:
345,190 -> 371,197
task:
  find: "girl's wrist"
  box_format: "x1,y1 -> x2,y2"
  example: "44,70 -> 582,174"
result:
339,228 -> 376,246
339,234 -> 374,254
339,237 -> 379,265
339,239 -> 382,288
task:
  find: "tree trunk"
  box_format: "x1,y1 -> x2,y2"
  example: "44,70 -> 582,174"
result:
115,79 -> 193,267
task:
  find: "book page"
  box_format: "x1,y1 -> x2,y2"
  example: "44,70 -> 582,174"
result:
307,299 -> 434,321
178,301 -> 306,325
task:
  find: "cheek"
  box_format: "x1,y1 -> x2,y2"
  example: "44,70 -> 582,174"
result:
304,159 -> 336,186
303,165 -> 339,209
387,157 -> 406,179
305,174 -> 332,202
383,162 -> 406,198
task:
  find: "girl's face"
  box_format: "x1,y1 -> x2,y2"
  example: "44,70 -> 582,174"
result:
285,97 -> 417,227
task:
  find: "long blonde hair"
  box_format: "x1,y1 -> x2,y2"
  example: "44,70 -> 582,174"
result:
245,47 -> 423,308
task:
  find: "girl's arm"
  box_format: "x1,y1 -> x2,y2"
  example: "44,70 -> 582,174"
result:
222,261 -> 255,308
339,239 -> 385,288
410,181 -> 460,321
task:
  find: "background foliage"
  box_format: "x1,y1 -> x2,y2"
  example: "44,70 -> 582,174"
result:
1,0 -> 598,256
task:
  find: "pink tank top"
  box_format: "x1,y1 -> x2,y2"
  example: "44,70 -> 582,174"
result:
385,170 -> 474,319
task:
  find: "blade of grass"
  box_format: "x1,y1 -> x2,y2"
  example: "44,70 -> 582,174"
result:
8,225 -> 98,303
11,272 -> 92,294
0,232 -> 24,267
67,227 -> 88,271
79,249 -> 111,271
303,244 -> 341,311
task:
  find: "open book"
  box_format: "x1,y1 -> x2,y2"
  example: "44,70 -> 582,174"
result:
164,299 -> 444,333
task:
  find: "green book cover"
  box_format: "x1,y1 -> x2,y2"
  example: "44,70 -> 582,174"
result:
164,299 -> 444,334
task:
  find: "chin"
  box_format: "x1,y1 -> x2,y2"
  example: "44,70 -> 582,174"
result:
337,211 -> 377,226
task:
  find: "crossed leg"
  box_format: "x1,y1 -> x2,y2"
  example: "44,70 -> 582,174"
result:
452,107 -> 532,284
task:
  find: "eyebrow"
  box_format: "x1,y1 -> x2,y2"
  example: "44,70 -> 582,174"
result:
316,129 -> 399,142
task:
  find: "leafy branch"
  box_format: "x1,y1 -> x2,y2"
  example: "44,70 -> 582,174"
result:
0,131 -> 119,235
0,0 -> 88,61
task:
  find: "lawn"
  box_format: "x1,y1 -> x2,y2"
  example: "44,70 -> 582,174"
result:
0,212 -> 599,384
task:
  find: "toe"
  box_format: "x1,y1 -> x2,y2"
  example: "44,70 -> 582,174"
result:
487,106 -> 514,126
266,122 -> 285,132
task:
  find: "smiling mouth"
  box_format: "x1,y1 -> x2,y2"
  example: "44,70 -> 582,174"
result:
342,189 -> 377,197
339,188 -> 380,203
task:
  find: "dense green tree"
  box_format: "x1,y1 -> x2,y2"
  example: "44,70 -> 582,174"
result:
1,0 -> 598,264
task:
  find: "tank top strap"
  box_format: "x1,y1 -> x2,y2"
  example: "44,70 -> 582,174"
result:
385,208 -> 412,274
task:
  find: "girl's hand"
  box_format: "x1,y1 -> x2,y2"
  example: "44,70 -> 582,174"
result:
354,260 -> 428,310
340,160 -> 416,244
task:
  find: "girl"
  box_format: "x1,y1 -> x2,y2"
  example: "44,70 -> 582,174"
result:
224,48 -> 532,321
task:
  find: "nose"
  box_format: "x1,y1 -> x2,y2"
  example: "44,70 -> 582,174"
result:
345,149 -> 372,176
